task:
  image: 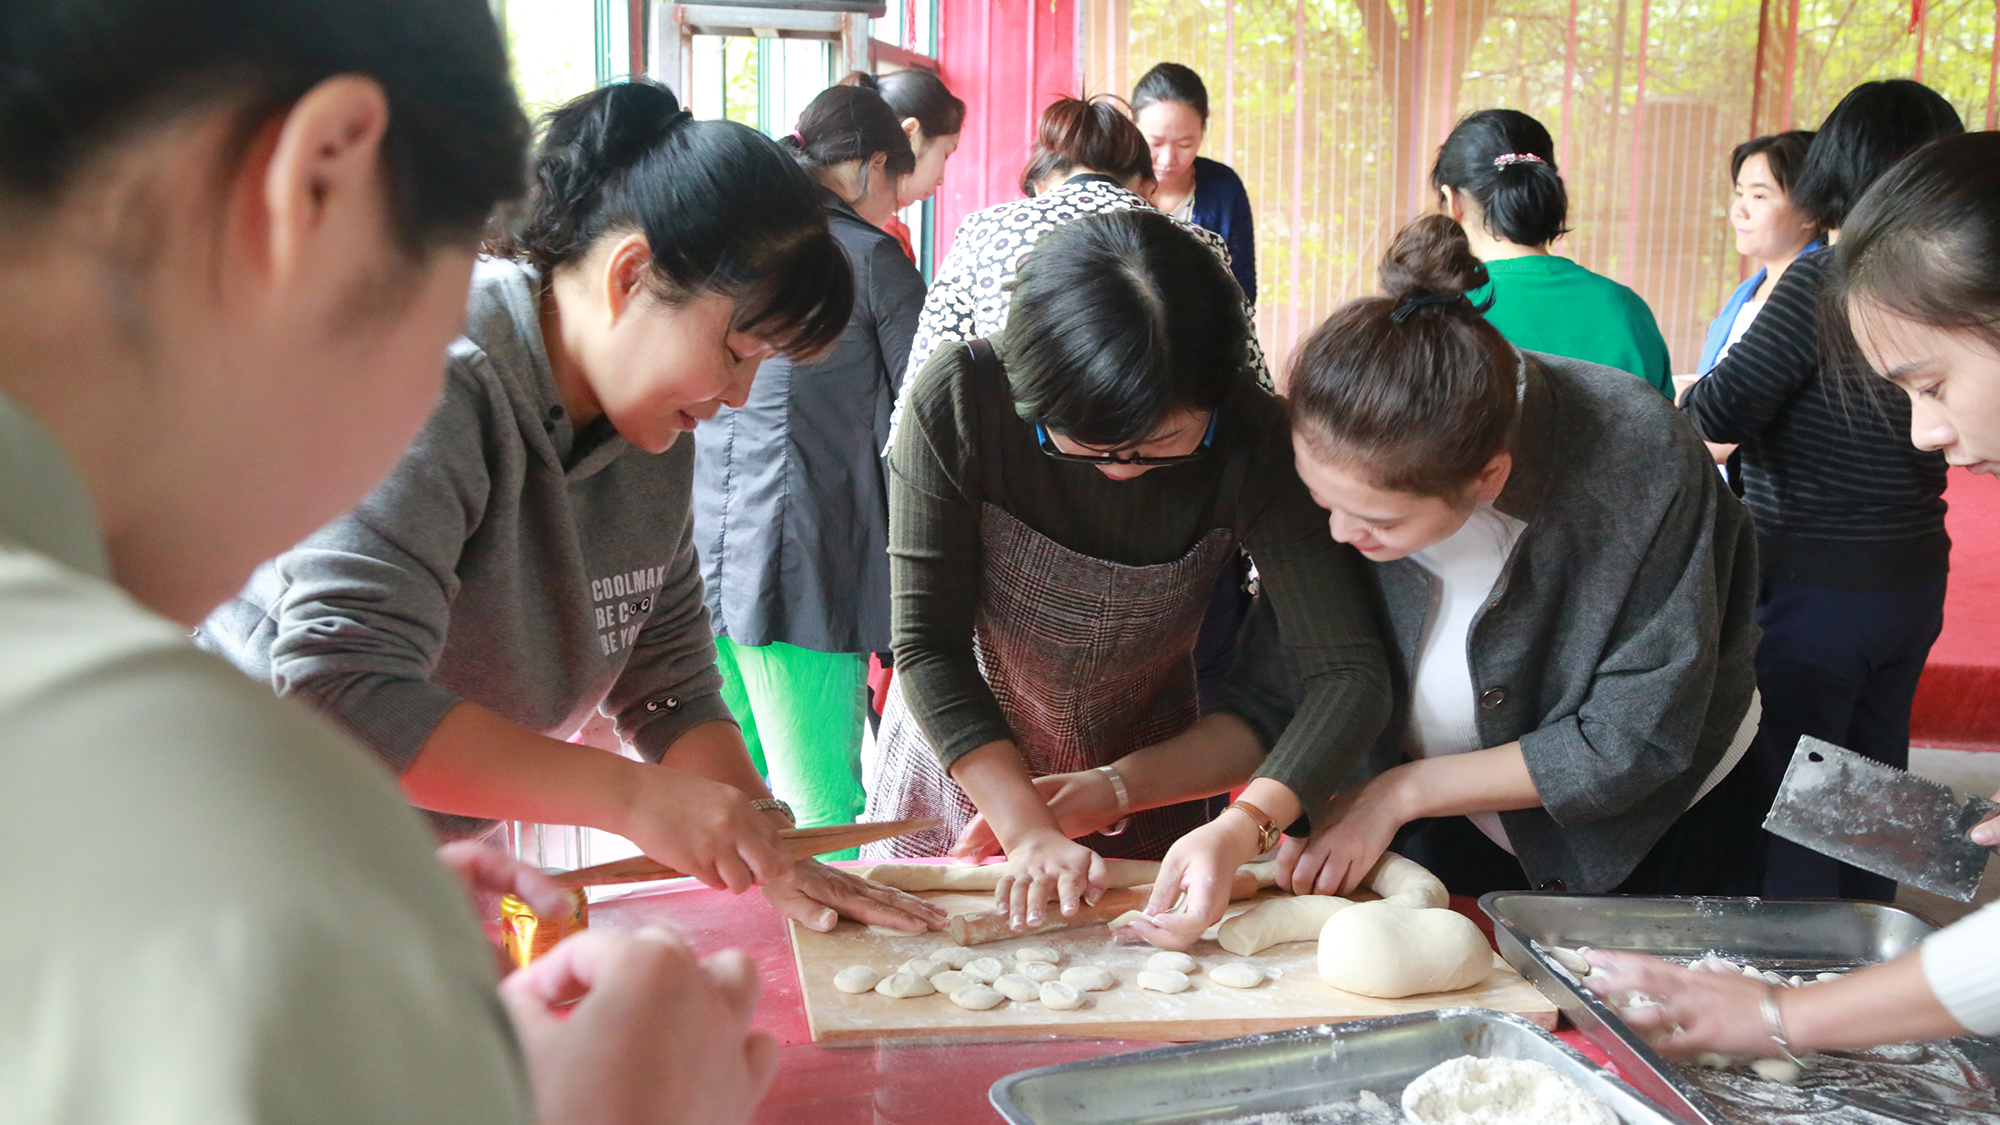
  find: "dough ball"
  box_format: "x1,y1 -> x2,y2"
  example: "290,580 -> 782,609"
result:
1016,961 -> 1061,983
833,966 -> 883,994
932,946 -> 976,969
1147,951 -> 1198,974
1060,965 -> 1116,992
900,958 -> 943,979
1039,981 -> 1084,1010
1750,1058 -> 1801,1084
1316,901 -> 1491,999
1815,972 -> 1841,983
964,956 -> 1006,983
1548,946 -> 1592,977
1015,946 -> 1060,964
1401,1056 -> 1615,1125
929,970 -> 972,992
1137,968 -> 1190,994
1693,1053 -> 1734,1070
873,971 -> 936,999
948,983 -> 1005,1010
992,973 -> 1040,1002
1210,963 -> 1266,989
1107,909 -> 1152,931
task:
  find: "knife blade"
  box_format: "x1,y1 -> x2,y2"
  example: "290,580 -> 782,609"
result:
1762,736 -> 1998,903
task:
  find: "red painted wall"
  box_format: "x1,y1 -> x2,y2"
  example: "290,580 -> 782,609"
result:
933,0 -> 1079,264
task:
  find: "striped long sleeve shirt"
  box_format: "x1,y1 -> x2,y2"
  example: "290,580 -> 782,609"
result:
1681,248 -> 1949,590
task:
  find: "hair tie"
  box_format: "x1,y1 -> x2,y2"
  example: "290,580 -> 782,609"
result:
1389,290 -> 1468,323
788,129 -> 804,144
1493,152 -> 1545,169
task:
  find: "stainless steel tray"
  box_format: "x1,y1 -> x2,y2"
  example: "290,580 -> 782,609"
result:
1480,892 -> 2000,1125
988,1006 -> 1679,1125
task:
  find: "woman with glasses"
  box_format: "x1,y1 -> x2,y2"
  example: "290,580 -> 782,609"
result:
864,210 -> 1391,937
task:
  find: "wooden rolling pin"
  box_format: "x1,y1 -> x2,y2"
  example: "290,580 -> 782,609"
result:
947,867 -> 1262,946
549,817 -> 940,888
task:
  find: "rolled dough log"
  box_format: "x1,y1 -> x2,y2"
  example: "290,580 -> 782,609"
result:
948,983 -> 1005,1010
1039,980 -> 1084,1010
1316,900 -> 1490,999
1147,951 -> 1198,974
1015,946 -> 1060,964
874,971 -> 937,998
1210,963 -> 1266,988
1136,968 -> 1190,994
854,859 -> 1161,893
929,969 -> 972,992
964,956 -> 1005,983
992,973 -> 1040,1002
1217,895 -> 1355,956
1016,961 -> 1061,983
1060,965 -> 1116,992
833,966 -> 883,994
1365,851 -> 1449,909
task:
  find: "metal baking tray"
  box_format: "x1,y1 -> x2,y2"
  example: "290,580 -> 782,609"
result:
989,1006 -> 1680,1124
1481,892 -> 2000,1125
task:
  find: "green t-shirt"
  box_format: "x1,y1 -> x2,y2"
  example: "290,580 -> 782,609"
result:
1471,256 -> 1674,400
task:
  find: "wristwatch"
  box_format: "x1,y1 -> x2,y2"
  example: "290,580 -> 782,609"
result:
1226,798 -> 1281,853
750,797 -> 795,824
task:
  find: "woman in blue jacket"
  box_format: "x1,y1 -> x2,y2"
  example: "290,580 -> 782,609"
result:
1133,63 -> 1256,303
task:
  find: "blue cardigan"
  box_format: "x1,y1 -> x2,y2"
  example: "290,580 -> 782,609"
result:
1696,240 -> 1823,375
1191,156 -> 1257,303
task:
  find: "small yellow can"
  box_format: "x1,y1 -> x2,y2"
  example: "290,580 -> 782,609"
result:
500,887 -> 588,969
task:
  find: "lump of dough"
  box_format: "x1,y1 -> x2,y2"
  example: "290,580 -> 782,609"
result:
1210,963 -> 1266,988
1401,1056 -> 1615,1125
833,966 -> 883,994
874,971 -> 937,999
1548,946 -> 1592,977
1317,901 -> 1490,999
1750,1058 -> 1801,1084
900,958 -> 944,978
1039,981 -> 1084,1010
1218,895 -> 1355,956
992,973 -> 1040,1002
1137,968 -> 1190,994
929,969 -> 972,992
931,946 -> 976,969
1693,1052 -> 1734,1070
964,956 -> 1005,983
1016,961 -> 1061,983
948,983 -> 1005,1010
1107,909 -> 1151,931
1015,946 -> 1060,964
1147,951 -> 1198,974
1365,851 -> 1449,910
1060,965 -> 1116,992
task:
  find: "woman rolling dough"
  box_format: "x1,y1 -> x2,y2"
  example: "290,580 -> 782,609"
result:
1240,215 -> 1763,901
867,209 -> 1390,932
199,80 -> 940,935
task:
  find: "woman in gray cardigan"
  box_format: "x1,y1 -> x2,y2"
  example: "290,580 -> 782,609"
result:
1266,215 -> 1765,897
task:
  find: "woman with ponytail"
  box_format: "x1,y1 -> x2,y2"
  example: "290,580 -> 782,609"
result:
1433,109 -> 1674,399
870,68 -> 966,262
202,79 -> 943,936
692,81 -> 925,855
1252,214 -> 1763,901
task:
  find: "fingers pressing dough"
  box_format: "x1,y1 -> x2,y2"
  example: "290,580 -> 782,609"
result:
854,859 -> 1161,893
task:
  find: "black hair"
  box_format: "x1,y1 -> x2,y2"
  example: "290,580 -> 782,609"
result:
1004,209 -> 1252,447
783,81 -> 915,185
0,0 -> 527,254
1430,109 -> 1569,248
1837,132 -> 2000,360
876,68 -> 966,138
1791,79 -> 1963,232
1131,62 -> 1209,125
1019,95 -> 1152,197
1730,130 -> 1815,197
498,80 -> 851,360
1287,214 -> 1519,498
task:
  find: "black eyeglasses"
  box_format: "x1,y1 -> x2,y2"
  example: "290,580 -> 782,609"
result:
1033,410 -> 1219,466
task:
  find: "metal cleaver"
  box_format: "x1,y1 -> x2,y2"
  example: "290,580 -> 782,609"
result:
1763,736 -> 1999,903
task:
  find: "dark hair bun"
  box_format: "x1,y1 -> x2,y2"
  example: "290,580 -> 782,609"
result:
836,70 -> 881,91
1379,214 -> 1489,303
1019,94 -> 1150,196
520,81 -> 691,271
1431,108 -> 1568,247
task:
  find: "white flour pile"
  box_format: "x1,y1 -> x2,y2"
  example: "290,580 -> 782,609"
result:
1401,1056 -> 1616,1125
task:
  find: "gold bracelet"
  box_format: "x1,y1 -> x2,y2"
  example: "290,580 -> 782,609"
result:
1226,799 -> 1281,853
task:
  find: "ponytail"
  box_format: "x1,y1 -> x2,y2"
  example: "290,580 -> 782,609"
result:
1430,109 -> 1569,248
876,67 -> 966,138
784,82 -> 915,186
1019,94 -> 1150,197
495,79 -> 852,360
1287,214 -> 1518,498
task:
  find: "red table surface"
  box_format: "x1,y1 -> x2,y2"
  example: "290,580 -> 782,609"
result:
587,862 -> 1623,1123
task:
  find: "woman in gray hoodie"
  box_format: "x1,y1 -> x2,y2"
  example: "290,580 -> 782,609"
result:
201,79 -> 942,935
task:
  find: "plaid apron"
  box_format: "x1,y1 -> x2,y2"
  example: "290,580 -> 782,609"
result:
863,340 -> 1246,861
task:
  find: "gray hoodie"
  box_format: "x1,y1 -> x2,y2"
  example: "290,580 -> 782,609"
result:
200,259 -> 733,823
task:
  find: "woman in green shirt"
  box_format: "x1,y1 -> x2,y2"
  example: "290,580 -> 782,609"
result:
1434,109 -> 1674,399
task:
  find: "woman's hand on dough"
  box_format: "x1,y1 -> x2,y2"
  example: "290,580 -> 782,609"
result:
952,770 -> 1126,861
617,767 -> 794,894
1124,817 -> 1259,950
994,830 -> 1107,929
762,859 -> 948,934
1276,781 -> 1403,897
1583,951 -> 1778,1058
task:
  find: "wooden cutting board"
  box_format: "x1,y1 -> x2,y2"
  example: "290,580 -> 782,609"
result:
788,888 -> 1557,1044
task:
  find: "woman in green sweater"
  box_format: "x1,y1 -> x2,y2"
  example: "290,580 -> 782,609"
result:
867,210 -> 1390,938
1434,109 -> 1674,399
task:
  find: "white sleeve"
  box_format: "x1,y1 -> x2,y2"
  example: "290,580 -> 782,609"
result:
1920,901 -> 2000,1036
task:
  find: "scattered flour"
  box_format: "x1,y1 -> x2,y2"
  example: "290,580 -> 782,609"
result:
1401,1056 -> 1615,1125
